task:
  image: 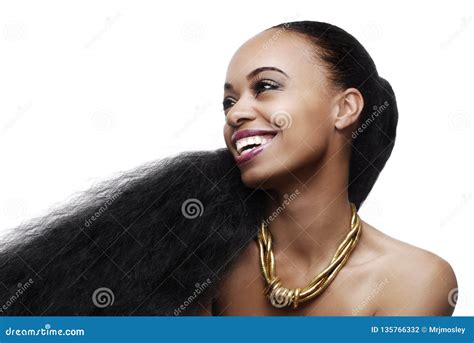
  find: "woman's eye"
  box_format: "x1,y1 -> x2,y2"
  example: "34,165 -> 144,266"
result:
222,80 -> 281,113
254,80 -> 280,95
222,98 -> 235,111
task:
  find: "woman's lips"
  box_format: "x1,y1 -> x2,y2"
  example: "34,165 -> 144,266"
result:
234,134 -> 277,165
231,129 -> 279,146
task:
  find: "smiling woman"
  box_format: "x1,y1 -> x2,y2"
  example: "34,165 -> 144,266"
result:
0,21 -> 457,316
214,21 -> 457,316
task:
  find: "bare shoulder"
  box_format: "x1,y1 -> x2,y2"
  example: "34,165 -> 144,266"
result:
361,221 -> 458,316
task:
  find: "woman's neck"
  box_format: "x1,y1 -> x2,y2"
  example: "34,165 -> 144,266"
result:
262,156 -> 354,273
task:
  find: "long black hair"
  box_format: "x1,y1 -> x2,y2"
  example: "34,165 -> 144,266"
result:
0,21 -> 397,315
0,149 -> 266,315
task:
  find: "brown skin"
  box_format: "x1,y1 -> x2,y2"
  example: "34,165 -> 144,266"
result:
198,28 -> 457,316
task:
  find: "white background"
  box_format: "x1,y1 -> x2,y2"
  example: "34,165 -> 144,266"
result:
0,0 -> 473,315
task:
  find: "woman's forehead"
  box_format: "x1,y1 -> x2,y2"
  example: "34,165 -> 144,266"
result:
225,29 -> 325,88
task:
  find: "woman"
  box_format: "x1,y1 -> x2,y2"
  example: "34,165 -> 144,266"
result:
0,21 -> 457,316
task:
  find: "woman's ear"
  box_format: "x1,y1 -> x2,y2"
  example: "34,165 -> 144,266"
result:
334,88 -> 364,130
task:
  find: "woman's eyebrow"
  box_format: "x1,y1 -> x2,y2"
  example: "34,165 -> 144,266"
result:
224,66 -> 289,91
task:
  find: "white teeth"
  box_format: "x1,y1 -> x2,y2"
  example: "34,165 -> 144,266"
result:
240,146 -> 257,156
236,134 -> 275,155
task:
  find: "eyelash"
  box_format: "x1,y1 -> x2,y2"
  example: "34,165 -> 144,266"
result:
222,77 -> 281,111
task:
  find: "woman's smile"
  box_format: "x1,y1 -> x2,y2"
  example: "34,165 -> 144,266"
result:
234,131 -> 280,165
231,128 -> 280,165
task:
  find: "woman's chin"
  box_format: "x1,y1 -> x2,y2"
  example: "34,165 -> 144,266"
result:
239,168 -> 278,190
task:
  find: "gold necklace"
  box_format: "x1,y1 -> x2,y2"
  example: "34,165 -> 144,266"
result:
256,202 -> 362,309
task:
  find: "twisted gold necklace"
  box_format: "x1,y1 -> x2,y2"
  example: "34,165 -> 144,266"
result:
256,202 -> 362,309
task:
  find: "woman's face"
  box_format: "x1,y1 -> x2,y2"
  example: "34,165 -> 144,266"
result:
223,28 -> 342,190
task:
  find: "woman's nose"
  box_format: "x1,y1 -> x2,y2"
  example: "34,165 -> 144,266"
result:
225,99 -> 257,127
